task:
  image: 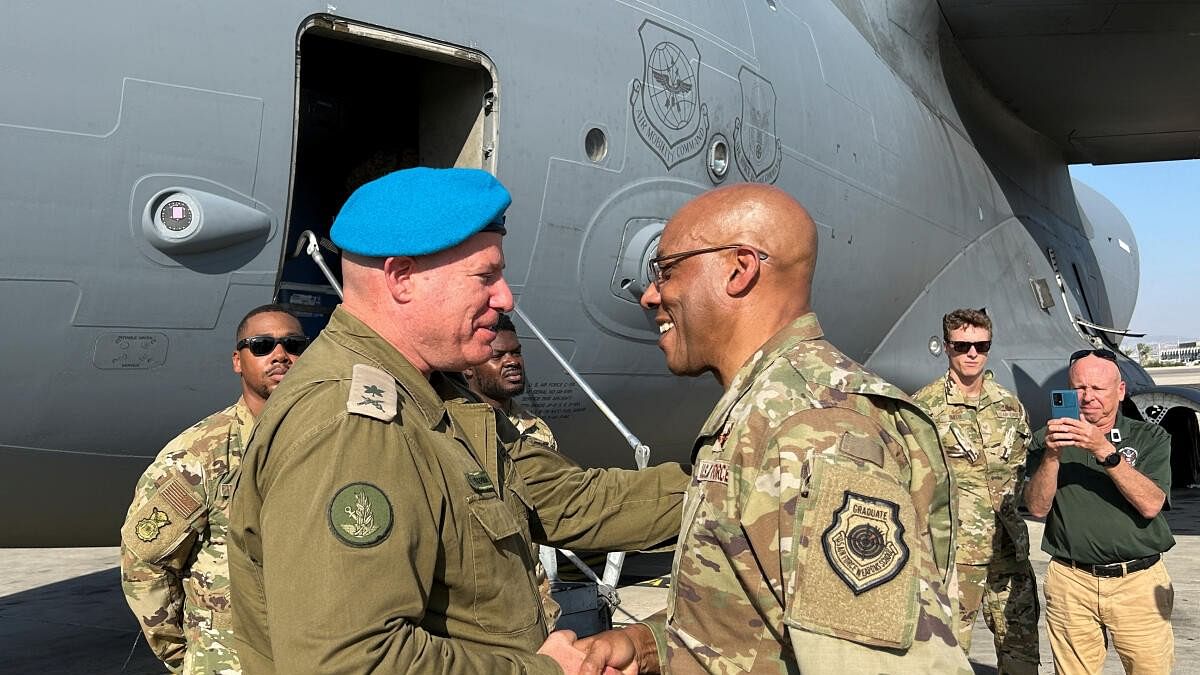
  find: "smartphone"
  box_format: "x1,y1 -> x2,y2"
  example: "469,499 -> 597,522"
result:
1050,389 -> 1081,420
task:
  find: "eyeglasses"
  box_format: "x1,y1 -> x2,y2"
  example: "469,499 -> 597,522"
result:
236,335 -> 309,357
946,340 -> 991,354
647,244 -> 768,286
1070,348 -> 1117,364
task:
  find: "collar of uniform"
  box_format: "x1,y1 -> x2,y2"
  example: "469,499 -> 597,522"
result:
696,313 -> 824,439
323,307 -> 448,430
943,369 -> 998,408
233,396 -> 256,443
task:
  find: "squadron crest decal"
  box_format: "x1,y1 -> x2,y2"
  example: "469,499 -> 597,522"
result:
822,491 -> 909,595
630,20 -> 709,169
733,67 -> 782,184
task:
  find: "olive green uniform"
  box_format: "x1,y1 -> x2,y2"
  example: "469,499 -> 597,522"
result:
645,315 -> 970,674
913,372 -> 1039,671
120,398 -> 251,674
228,308 -> 689,674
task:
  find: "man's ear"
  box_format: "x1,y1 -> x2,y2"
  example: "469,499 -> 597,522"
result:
383,256 -> 418,303
232,349 -> 243,375
726,247 -> 762,296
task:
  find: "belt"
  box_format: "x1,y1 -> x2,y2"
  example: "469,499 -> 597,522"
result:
1053,554 -> 1161,578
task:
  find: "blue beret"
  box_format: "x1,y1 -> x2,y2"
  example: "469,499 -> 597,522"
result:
330,167 -> 511,257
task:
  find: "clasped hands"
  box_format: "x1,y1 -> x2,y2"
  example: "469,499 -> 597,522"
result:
536,625 -> 653,675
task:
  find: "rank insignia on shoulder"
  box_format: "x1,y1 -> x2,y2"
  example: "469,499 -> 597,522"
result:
328,482 -> 393,547
347,364 -> 397,422
135,508 -> 171,542
466,470 -> 495,495
822,491 -> 909,595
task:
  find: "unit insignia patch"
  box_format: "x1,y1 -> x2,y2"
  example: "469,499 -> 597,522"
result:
328,482 -> 393,547
135,508 -> 171,542
822,491 -> 908,595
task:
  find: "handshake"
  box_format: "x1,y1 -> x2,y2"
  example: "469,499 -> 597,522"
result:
536,625 -> 658,675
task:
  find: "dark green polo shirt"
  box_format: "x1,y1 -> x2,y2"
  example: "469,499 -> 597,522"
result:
1028,413 -> 1175,565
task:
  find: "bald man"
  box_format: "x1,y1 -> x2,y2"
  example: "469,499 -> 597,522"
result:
575,184 -> 969,674
1026,349 -> 1175,674
228,169 -> 688,674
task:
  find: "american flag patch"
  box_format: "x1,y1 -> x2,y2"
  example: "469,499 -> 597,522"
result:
160,478 -> 202,517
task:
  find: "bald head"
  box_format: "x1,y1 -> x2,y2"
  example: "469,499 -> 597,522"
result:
641,184 -> 821,387
1068,354 -> 1126,430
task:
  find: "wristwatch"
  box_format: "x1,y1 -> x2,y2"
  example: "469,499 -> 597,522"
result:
1100,451 -> 1123,468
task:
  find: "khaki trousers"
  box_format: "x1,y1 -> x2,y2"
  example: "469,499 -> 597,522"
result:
1044,558 -> 1174,675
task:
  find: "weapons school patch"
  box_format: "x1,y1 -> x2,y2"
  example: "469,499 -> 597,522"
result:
135,508 -> 171,542
695,459 -> 730,485
346,364 -> 397,422
822,491 -> 909,595
328,482 -> 393,547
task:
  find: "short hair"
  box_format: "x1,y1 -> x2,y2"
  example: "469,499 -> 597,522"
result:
236,304 -> 302,340
942,308 -> 991,342
495,313 -> 516,334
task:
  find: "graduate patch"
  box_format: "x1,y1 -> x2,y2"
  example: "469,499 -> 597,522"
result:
328,483 -> 393,547
695,459 -> 730,485
822,491 -> 909,595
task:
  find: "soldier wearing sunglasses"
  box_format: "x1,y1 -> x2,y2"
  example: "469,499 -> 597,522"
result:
119,304 -> 305,674
913,308 -> 1039,673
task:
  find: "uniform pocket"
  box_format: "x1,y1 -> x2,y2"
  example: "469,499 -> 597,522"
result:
785,458 -> 920,649
466,496 -> 538,633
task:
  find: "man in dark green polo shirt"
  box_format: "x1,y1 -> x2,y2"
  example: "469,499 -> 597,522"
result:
1026,348 -> 1174,674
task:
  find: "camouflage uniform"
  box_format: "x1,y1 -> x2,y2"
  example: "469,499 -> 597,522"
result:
506,399 -> 562,629
913,371 -> 1038,673
645,314 -> 970,674
120,398 -> 251,674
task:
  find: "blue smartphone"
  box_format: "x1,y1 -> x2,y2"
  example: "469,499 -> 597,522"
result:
1050,389 -> 1081,420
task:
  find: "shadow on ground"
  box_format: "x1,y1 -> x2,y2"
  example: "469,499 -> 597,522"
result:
0,567 -> 162,674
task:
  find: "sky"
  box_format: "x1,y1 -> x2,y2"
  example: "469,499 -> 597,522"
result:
1068,160 -> 1200,343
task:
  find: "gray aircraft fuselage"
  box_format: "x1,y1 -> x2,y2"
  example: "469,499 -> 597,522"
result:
0,0 -> 1192,546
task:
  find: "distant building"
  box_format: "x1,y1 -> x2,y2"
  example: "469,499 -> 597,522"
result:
1160,341 -> 1200,364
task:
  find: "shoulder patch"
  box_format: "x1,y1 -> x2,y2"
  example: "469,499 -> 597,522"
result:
159,477 -> 203,519
347,364 -> 397,421
328,482 -> 393,547
822,491 -> 909,595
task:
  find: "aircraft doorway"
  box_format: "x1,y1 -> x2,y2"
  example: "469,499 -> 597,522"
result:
279,16 -> 499,335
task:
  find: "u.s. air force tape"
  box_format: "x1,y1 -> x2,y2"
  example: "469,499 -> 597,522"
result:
328,482 -> 393,547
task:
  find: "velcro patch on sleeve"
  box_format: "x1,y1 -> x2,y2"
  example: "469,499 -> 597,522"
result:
836,432 -> 884,467
786,459 -> 919,649
159,477 -> 202,519
346,364 -> 397,422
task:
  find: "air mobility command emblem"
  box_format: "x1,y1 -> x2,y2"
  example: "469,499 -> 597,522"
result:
329,483 -> 393,547
629,20 -> 709,169
135,508 -> 171,542
823,491 -> 909,595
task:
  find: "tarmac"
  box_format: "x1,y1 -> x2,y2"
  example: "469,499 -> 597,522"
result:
2,494 -> 1198,674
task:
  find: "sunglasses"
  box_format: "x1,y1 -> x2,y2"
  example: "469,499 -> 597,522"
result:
647,244 -> 769,286
236,335 -> 309,357
1070,348 -> 1117,364
946,340 -> 991,354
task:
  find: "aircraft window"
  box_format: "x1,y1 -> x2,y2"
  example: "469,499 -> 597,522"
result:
707,134 -> 730,183
585,127 -> 608,163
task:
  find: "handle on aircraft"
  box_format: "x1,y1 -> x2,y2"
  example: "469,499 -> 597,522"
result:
293,230 -> 344,300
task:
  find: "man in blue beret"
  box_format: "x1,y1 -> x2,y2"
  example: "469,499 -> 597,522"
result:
228,168 -> 689,674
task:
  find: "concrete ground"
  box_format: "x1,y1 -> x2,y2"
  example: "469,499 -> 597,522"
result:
2,493 -> 1197,674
